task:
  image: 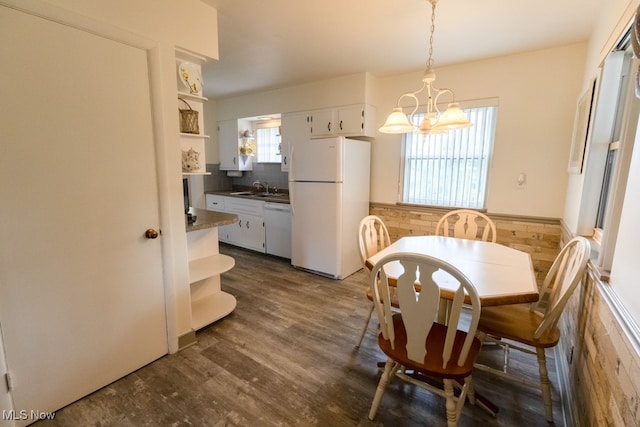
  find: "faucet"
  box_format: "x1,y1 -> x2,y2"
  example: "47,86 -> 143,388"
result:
252,180 -> 269,194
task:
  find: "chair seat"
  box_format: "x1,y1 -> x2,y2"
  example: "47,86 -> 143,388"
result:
378,314 -> 481,379
478,304 -> 560,348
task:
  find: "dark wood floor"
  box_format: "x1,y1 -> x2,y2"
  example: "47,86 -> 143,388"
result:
36,244 -> 564,426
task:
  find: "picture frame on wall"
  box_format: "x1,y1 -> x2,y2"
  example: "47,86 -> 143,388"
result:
568,79 -> 596,174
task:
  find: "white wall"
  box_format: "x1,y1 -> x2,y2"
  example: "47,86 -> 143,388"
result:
214,44 -> 587,218
216,73 -> 371,120
373,44 -> 587,216
41,0 -> 218,59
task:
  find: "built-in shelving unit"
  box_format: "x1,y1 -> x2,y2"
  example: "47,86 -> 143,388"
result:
186,208 -> 238,330
176,48 -> 210,176
177,44 -> 238,332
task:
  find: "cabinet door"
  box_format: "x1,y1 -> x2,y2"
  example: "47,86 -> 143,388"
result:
309,109 -> 336,138
337,105 -> 365,136
226,214 -> 244,247
218,120 -> 239,170
242,213 -> 265,252
217,223 -> 230,243
281,112 -> 311,172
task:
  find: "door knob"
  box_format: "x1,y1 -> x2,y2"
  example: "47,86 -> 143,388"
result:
144,229 -> 159,239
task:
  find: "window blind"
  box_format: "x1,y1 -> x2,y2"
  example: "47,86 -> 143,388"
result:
256,127 -> 281,163
401,106 -> 497,209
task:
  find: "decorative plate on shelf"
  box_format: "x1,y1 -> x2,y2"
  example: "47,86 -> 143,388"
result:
178,61 -> 203,95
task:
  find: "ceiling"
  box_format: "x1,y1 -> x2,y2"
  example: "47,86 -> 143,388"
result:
200,0 -> 604,99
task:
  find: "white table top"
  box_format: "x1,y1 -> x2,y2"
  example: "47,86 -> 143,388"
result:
365,235 -> 539,307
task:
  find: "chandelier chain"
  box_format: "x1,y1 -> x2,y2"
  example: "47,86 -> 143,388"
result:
427,0 -> 436,69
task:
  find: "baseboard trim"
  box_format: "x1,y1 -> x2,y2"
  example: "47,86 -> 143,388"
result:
178,330 -> 197,350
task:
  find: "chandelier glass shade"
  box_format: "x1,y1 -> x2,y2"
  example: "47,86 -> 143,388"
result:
379,0 -> 473,135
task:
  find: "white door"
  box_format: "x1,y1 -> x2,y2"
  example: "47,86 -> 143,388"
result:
0,6 -> 167,421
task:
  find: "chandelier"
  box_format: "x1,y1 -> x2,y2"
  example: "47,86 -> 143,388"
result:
379,0 -> 472,135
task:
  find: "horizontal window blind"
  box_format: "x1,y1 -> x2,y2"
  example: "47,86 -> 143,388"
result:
401,106 -> 497,209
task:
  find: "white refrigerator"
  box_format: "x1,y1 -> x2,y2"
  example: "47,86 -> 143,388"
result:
288,136 -> 370,279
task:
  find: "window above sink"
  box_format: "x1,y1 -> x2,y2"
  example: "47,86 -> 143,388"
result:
238,114 -> 281,164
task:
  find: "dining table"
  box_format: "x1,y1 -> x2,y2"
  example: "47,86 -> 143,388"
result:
364,235 -> 540,416
364,235 -> 539,307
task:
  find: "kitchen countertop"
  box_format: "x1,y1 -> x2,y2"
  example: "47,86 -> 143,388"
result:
185,207 -> 238,232
206,190 -> 290,204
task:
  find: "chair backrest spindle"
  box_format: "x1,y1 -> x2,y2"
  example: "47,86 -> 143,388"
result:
435,209 -> 497,243
358,215 -> 391,264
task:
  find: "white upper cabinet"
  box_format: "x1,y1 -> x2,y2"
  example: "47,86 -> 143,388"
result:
218,119 -> 253,171
308,104 -> 376,139
309,108 -> 335,138
337,104 -> 376,137
280,112 -> 311,172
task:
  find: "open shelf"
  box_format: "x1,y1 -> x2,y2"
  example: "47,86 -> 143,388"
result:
188,253 -> 235,283
191,292 -> 237,330
177,91 -> 208,102
180,132 -> 210,139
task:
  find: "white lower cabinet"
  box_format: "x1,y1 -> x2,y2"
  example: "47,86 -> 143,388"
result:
208,194 -> 266,252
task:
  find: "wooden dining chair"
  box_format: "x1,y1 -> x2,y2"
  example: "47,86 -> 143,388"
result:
475,236 -> 590,422
355,215 -> 393,348
367,252 -> 482,427
435,209 -> 497,242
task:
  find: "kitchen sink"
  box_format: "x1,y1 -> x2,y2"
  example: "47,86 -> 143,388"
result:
229,191 -> 287,198
253,193 -> 286,198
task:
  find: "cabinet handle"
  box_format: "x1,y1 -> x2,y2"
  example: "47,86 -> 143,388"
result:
233,156 -> 236,165
328,122 -> 331,132
246,221 -> 250,229
283,156 -> 287,165
238,220 -> 242,228
339,120 -> 343,131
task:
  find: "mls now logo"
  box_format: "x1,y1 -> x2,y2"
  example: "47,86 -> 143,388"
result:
2,410 -> 56,421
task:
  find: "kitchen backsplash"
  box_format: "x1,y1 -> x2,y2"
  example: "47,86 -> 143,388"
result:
204,163 -> 288,192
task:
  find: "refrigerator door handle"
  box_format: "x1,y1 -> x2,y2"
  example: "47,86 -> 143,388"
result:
288,145 -> 295,216
289,182 -> 295,216
289,145 -> 295,181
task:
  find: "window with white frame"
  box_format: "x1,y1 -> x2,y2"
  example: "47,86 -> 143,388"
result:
255,125 -> 281,163
400,104 -> 498,209
589,38 -> 639,273
579,30 -> 640,339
